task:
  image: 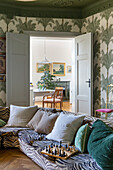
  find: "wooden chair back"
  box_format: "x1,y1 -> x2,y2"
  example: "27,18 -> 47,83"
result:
54,87 -> 63,99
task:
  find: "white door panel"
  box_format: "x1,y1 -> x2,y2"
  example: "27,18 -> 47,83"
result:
75,33 -> 93,116
6,32 -> 30,106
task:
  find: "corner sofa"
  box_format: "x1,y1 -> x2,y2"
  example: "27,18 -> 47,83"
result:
0,106 -> 112,170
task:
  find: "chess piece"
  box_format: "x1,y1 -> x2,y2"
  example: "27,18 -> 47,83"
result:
48,147 -> 50,153
61,148 -> 64,156
54,148 -> 57,155
70,146 -> 73,152
72,145 -> 76,151
56,147 -> 59,154
59,149 -> 61,156
65,144 -> 68,149
68,147 -> 70,151
63,151 -> 66,157
50,143 -> 53,148
59,141 -> 62,148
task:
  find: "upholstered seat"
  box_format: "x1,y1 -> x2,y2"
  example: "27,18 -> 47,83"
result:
43,98 -> 61,102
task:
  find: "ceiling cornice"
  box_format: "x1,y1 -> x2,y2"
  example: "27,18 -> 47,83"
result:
82,0 -> 112,18
0,0 -> 112,19
0,2 -> 81,19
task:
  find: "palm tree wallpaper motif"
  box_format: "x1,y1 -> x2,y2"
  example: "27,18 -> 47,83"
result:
36,18 -> 54,31
72,19 -> 86,33
15,17 -> 36,33
100,9 -> 113,109
0,14 -> 15,34
53,19 -> 72,32
85,15 -> 101,112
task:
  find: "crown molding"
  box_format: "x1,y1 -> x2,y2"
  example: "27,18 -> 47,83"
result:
0,2 -> 81,19
0,0 -> 112,19
82,0 -> 113,18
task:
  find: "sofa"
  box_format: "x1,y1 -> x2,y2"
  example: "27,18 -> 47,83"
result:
0,106 -> 113,170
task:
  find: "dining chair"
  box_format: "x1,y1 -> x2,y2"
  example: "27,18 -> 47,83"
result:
42,87 -> 63,109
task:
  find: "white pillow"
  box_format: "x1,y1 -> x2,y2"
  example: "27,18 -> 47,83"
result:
6,105 -> 38,127
46,112 -> 85,144
26,110 -> 44,129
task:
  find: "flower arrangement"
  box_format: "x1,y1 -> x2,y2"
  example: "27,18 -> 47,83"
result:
37,71 -> 55,90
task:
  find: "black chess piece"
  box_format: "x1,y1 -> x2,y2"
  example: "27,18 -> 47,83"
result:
59,149 -> 61,156
50,143 -> 53,148
59,141 -> 62,148
54,149 -> 57,155
65,144 -> 68,149
45,146 -> 48,152
63,151 -> 65,157
68,147 -> 70,151
48,147 -> 50,153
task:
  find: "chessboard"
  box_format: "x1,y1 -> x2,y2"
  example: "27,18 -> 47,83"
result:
41,142 -> 79,160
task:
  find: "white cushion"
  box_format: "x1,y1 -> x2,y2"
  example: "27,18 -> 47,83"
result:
46,112 -> 85,144
26,110 -> 44,129
6,105 -> 38,127
44,98 -> 61,102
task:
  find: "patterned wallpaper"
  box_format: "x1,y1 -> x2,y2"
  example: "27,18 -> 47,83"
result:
0,7 -> 113,114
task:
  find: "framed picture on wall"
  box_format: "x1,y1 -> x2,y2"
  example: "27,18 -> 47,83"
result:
67,66 -> 72,73
0,55 -> 6,74
0,38 -> 6,54
0,75 -> 6,82
52,63 -> 65,76
36,63 -> 51,73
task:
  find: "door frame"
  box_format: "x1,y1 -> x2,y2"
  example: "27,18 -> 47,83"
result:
25,31 -> 93,115
26,31 -> 79,111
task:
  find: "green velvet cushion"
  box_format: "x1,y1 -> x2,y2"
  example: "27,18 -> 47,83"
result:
88,119 -> 113,170
0,119 -> 6,127
75,124 -> 91,153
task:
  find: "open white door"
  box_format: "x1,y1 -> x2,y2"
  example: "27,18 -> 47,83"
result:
74,33 -> 93,116
6,32 -> 30,106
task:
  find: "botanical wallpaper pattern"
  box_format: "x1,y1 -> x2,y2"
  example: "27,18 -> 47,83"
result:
0,7 -> 113,115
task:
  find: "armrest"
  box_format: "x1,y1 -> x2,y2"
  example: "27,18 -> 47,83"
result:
43,94 -> 54,100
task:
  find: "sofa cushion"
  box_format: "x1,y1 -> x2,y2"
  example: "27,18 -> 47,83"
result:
75,124 -> 91,153
0,126 -> 30,148
26,110 -> 44,129
46,112 -> 85,144
35,112 -> 59,134
6,105 -> 38,127
88,119 -> 113,170
0,107 -> 10,123
0,119 -> 6,127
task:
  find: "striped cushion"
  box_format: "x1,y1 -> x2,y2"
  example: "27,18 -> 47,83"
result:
0,127 -> 30,148
0,107 -> 10,123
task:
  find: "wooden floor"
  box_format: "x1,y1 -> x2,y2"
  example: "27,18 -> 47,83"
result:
35,101 -> 72,112
0,148 -> 42,170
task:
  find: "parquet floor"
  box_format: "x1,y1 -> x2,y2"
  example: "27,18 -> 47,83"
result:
35,101 -> 72,112
0,148 -> 42,170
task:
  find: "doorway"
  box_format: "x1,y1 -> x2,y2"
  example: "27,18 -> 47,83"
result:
30,37 -> 74,112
